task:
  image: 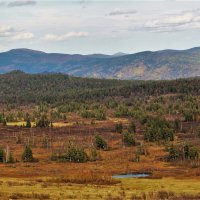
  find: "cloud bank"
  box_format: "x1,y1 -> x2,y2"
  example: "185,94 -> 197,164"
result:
108,8 -> 137,16
12,32 -> 34,40
0,25 -> 34,40
43,32 -> 89,41
0,25 -> 15,37
130,9 -> 200,33
7,0 -> 37,7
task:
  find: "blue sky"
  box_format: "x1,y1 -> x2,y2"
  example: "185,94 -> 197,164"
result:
0,0 -> 200,54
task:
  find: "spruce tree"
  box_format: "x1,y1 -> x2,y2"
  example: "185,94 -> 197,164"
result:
0,147 -> 5,163
26,118 -> 31,128
2,119 -> 7,126
21,145 -> 34,162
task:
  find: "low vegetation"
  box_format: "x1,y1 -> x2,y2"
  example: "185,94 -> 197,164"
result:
0,72 -> 200,199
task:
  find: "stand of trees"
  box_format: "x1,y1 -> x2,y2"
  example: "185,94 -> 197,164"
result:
144,117 -> 174,142
167,144 -> 199,161
51,141 -> 100,163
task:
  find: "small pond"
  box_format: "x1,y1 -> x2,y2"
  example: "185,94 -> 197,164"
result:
112,173 -> 150,179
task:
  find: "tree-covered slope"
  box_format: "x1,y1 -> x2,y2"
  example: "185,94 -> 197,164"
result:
0,71 -> 200,105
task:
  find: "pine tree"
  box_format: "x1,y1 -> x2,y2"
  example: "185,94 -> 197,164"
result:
21,145 -> 34,162
0,147 -> 5,163
2,119 -> 7,126
26,118 -> 31,128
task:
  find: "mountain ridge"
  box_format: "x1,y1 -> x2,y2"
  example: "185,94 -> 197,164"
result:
0,47 -> 200,80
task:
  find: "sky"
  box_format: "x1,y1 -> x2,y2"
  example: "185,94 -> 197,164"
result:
1,0 -> 200,54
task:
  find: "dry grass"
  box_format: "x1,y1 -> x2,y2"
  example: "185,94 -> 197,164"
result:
1,117 -> 200,199
0,177 -> 200,199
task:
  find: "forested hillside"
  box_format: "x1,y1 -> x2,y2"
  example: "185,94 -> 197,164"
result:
0,71 -> 200,105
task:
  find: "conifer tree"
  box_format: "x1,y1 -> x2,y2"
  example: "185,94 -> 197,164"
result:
0,147 -> 5,163
26,117 -> 31,128
21,145 -> 34,162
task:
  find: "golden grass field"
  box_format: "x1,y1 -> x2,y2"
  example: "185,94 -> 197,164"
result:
0,177 -> 200,200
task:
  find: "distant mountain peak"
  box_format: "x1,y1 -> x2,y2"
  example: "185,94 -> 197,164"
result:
7,48 -> 45,55
112,52 -> 128,57
187,47 -> 200,52
0,47 -> 200,80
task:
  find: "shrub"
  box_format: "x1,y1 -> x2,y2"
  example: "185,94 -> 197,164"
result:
0,113 -> 3,123
94,108 -> 106,120
53,142 -> 88,163
94,134 -> 107,150
196,125 -> 200,137
81,108 -> 106,120
128,121 -> 136,133
123,132 -> 136,146
174,119 -> 180,132
115,123 -> 123,133
183,110 -> 194,122
168,144 -> 179,161
36,115 -> 50,128
64,142 -> 88,163
115,105 -> 129,117
81,109 -> 95,118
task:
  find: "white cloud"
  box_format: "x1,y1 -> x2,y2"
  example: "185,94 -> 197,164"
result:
12,32 -> 34,40
8,0 -> 37,7
0,25 -> 13,33
0,25 -> 15,37
108,8 -> 137,16
0,25 -> 34,40
130,9 -> 200,33
43,32 -> 89,41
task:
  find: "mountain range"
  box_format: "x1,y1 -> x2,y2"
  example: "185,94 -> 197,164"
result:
0,47 -> 200,80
